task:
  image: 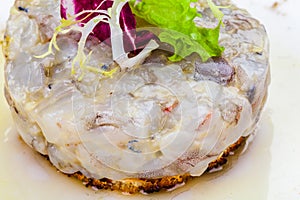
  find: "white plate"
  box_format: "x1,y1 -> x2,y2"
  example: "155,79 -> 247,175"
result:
1,0 -> 300,199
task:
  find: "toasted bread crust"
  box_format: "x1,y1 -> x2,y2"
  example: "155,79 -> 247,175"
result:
63,136 -> 246,194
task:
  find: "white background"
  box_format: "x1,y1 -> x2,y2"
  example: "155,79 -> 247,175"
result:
0,0 -> 300,199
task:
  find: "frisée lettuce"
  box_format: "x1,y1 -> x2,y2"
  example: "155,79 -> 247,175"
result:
37,0 -> 225,80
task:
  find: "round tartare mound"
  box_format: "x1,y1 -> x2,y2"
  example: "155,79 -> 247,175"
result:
3,0 -> 270,193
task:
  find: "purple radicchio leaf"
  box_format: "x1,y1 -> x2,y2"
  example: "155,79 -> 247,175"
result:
60,0 -> 155,54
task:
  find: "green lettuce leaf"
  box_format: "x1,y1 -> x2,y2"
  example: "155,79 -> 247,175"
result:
129,0 -> 224,62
